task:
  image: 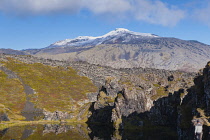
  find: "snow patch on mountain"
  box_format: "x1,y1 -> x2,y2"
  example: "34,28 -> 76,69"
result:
25,28 -> 210,72
48,28 -> 158,48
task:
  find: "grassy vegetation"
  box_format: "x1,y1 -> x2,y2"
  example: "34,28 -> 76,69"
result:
0,104 -> 25,121
113,130 -> 122,140
196,108 -> 210,126
113,118 -> 122,130
180,92 -> 185,98
98,91 -> 115,106
119,79 -> 133,86
0,57 -> 97,113
153,84 -> 160,87
151,86 -> 168,101
0,69 -> 26,120
105,76 -> 115,85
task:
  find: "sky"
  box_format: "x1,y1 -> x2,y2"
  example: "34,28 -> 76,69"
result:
1,0 -> 210,50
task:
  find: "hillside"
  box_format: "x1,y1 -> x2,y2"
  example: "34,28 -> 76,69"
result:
0,54 -> 195,122
1,54 -> 210,139
23,28 -> 210,72
0,54 -> 98,121
0,49 -> 29,55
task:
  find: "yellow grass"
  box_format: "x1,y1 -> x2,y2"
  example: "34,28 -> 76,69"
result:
195,108 -> 210,126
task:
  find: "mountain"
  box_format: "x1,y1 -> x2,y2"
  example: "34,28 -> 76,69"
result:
47,28 -> 158,48
24,28 -> 210,72
0,48 -> 29,55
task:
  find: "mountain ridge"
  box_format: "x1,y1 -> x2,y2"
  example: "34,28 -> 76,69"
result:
47,28 -> 159,48
22,28 -> 210,72
1,28 -> 210,72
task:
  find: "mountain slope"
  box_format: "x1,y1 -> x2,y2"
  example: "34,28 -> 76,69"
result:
0,54 -> 196,123
0,48 -> 28,55
24,28 -> 210,72
0,54 -> 98,121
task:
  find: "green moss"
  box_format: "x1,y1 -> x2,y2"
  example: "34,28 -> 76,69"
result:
139,75 -> 149,81
119,79 -> 133,86
0,69 -> 26,118
113,130 -> 122,139
74,103 -> 92,122
1,58 -> 97,112
196,108 -> 210,126
0,104 -> 25,121
106,97 -> 115,103
153,84 -> 160,87
180,92 -> 185,98
151,86 -> 168,101
113,118 -> 122,129
105,76 -> 114,84
117,93 -> 124,99
99,91 -> 107,98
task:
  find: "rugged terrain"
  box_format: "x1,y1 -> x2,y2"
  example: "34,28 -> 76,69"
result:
0,54 -> 210,139
23,28 -> 210,72
0,54 -> 98,122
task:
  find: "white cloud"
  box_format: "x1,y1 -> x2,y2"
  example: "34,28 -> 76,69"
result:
131,0 -> 185,26
0,0 -> 185,26
84,0 -> 131,14
0,0 -> 82,15
194,2 -> 210,27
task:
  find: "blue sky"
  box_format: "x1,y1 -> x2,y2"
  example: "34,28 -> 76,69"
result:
1,0 -> 210,50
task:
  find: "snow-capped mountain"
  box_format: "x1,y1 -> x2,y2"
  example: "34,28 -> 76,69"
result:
24,28 -> 210,72
48,28 -> 158,48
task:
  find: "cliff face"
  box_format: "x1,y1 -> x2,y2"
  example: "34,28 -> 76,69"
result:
87,66 -> 195,130
88,61 -> 210,139
203,62 -> 210,116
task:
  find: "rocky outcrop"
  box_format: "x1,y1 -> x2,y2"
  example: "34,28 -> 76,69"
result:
203,62 -> 210,116
43,110 -> 71,121
0,113 -> 9,122
85,61 -> 210,140
111,85 -> 153,129
87,64 -> 195,131
89,61 -> 210,139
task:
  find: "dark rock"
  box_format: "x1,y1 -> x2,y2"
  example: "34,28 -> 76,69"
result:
43,110 -> 72,121
168,75 -> 174,81
0,113 -> 10,121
